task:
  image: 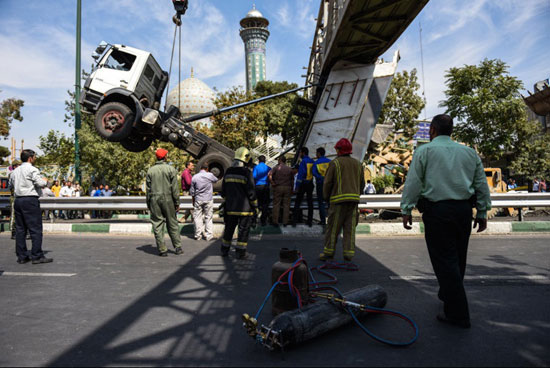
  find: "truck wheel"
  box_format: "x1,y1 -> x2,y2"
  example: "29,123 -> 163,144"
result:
197,153 -> 232,179
120,135 -> 153,152
95,102 -> 135,142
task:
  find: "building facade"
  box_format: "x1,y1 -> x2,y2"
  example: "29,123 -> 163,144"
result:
239,5 -> 269,91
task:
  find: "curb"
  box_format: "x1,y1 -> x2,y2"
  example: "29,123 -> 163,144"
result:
3,221 -> 550,237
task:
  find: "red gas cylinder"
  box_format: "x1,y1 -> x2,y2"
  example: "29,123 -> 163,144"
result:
271,248 -> 309,316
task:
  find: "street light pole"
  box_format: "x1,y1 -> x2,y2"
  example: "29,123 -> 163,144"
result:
74,0 -> 82,183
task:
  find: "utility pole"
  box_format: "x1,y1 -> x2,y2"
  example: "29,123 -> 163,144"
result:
74,0 -> 82,183
419,21 -> 427,120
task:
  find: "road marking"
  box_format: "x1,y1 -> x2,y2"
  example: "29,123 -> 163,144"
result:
0,271 -> 76,277
390,275 -> 548,281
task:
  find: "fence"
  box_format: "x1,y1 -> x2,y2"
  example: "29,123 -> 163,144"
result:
1,192 -> 549,212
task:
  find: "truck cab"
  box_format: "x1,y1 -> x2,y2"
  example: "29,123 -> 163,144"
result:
80,42 -> 168,144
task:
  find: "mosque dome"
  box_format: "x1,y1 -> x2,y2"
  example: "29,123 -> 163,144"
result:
166,69 -> 216,127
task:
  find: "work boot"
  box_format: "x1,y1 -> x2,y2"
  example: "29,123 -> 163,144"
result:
17,257 -> 31,264
174,247 -> 183,255
236,249 -> 247,259
343,255 -> 353,262
220,245 -> 230,257
159,252 -> 168,257
319,252 -> 334,261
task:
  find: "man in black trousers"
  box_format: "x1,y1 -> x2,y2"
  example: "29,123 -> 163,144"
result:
9,149 -> 52,264
400,114 -> 491,328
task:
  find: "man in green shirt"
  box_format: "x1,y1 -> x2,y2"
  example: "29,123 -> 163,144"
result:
401,114 -> 491,328
146,148 -> 183,257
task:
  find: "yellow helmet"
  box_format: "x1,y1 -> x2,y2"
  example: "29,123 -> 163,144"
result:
234,147 -> 251,162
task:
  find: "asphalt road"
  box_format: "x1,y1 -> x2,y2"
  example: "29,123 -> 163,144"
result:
0,233 -> 548,367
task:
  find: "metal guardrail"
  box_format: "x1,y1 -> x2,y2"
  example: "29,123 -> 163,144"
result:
0,193 -> 549,211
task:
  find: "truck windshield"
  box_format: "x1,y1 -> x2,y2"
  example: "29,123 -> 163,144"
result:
103,49 -> 136,71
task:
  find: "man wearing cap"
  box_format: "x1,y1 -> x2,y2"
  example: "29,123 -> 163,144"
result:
312,147 -> 331,227
401,114 -> 491,328
221,147 -> 258,259
146,148 -> 183,257
320,138 -> 364,262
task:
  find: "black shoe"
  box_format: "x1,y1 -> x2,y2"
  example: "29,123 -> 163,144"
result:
271,223 -> 280,228
17,258 -> 31,264
291,222 -> 297,228
236,249 -> 247,259
174,247 -> 183,255
11,233 -> 15,240
32,257 -> 53,264
436,313 -> 471,329
306,222 -> 313,227
159,252 -> 168,257
221,245 -> 230,257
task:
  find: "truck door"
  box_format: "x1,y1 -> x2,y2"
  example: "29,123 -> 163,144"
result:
134,56 -> 162,108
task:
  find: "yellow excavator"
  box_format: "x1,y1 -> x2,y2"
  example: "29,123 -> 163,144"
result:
483,168 -> 517,218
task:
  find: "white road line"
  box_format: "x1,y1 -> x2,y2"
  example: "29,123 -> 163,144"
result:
390,275 -> 548,281
0,272 -> 76,277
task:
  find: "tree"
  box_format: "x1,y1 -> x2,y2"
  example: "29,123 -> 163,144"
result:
440,59 -> 530,164
37,130 -> 75,169
509,128 -> 550,179
254,80 -> 308,147
0,145 -> 10,165
378,69 -> 426,140
0,90 -> 24,138
209,81 -> 309,150
209,86 -> 264,150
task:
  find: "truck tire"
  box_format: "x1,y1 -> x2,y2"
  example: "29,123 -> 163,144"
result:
120,135 -> 153,152
197,152 -> 232,180
95,102 -> 135,142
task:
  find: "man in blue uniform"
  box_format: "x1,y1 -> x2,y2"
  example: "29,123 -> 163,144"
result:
292,147 -> 315,227
312,147 -> 331,226
252,155 -> 271,226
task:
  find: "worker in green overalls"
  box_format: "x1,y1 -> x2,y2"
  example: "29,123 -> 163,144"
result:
146,148 -> 183,257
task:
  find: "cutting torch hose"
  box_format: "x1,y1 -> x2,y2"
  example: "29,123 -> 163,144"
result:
254,258 -> 419,347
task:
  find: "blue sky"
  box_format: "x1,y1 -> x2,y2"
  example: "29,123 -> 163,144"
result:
0,0 -> 549,154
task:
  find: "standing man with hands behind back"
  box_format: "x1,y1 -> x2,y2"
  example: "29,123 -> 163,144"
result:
400,114 -> 491,329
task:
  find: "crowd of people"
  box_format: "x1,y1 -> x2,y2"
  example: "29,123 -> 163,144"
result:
146,138 -> 365,261
8,114 -> 520,330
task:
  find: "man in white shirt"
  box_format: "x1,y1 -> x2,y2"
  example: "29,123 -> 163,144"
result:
59,181 -> 74,219
364,180 -> 376,194
190,163 -> 219,241
9,149 -> 52,264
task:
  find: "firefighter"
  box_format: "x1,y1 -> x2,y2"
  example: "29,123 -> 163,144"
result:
221,147 -> 258,259
146,148 -> 183,257
320,138 -> 364,262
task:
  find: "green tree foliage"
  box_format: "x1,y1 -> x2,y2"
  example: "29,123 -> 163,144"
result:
209,86 -> 264,150
254,80 -> 308,146
210,81 -> 308,150
0,145 -> 11,165
378,69 -> 426,140
36,130 -> 75,176
440,59 -> 530,164
0,90 -> 24,138
509,130 -> 550,179
372,174 -> 395,193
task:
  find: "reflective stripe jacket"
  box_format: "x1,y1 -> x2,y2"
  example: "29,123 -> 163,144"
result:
296,156 -> 315,188
222,164 -> 258,216
323,155 -> 364,204
312,156 -> 331,185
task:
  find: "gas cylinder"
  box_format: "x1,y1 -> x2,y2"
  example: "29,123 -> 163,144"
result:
271,248 -> 309,316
